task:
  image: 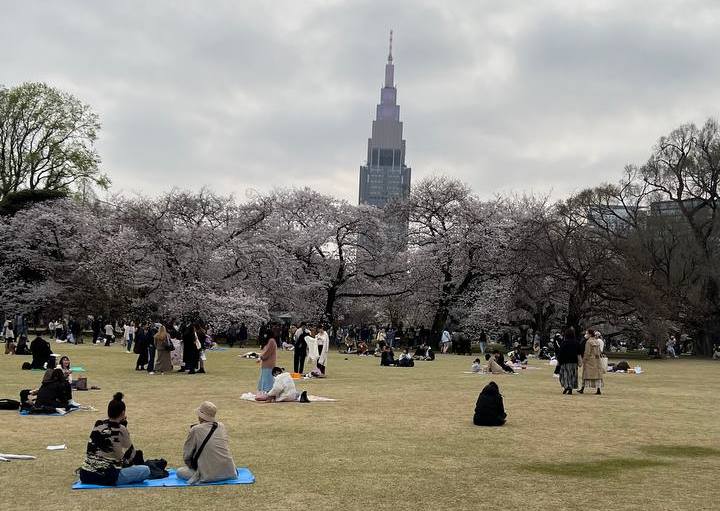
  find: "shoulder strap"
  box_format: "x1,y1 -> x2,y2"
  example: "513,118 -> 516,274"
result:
192,422 -> 218,467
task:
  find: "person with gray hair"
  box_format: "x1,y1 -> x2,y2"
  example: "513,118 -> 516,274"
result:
177,401 -> 237,484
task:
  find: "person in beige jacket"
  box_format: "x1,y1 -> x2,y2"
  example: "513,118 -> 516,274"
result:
177,401 -> 237,484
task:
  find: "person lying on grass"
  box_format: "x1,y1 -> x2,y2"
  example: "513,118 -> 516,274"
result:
256,367 -> 310,403
178,401 -> 237,484
78,392 -> 151,486
473,381 -> 506,426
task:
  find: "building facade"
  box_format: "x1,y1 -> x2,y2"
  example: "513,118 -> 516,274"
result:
358,32 -> 411,207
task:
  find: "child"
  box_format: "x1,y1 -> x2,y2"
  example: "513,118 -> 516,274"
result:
471,358 -> 483,373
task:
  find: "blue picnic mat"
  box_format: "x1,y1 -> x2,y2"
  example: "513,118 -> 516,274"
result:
72,468 -> 255,489
19,407 -> 80,416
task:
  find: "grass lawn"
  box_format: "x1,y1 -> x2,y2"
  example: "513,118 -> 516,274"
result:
1,343 -> 719,511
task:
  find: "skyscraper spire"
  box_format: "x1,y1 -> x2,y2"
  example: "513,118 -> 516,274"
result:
388,29 -> 393,62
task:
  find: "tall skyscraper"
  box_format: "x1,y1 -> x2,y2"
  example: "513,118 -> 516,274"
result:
358,31 -> 411,207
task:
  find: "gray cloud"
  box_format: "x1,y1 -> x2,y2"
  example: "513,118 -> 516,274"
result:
2,0 -> 720,202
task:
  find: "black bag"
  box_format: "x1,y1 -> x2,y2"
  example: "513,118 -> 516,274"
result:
0,398 -> 20,410
163,337 -> 175,351
21,362 -> 32,370
554,363 -> 561,375
144,458 -> 169,479
190,422 -> 218,470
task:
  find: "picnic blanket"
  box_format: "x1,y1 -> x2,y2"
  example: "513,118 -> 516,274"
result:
19,407 -> 90,416
240,392 -> 336,403
0,453 -> 36,462
72,468 -> 255,489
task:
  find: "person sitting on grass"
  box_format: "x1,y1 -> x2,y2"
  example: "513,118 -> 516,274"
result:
30,335 -> 53,369
78,393 -> 150,486
423,345 -> 435,361
258,367 -> 310,402
473,381 -> 506,426
177,401 -> 238,484
485,353 -> 505,374
397,348 -> 415,367
471,358 -> 483,373
380,345 -> 396,366
493,350 -> 515,373
15,335 -> 30,355
33,368 -> 74,414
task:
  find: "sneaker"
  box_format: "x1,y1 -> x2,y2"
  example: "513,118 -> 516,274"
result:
148,372 -> 155,375
197,368 -> 206,374
299,391 -> 310,403
55,408 -> 67,415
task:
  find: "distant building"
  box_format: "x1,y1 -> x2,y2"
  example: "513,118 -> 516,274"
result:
649,198 -> 706,217
358,31 -> 411,208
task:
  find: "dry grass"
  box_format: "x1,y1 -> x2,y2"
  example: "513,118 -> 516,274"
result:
1,344 -> 719,511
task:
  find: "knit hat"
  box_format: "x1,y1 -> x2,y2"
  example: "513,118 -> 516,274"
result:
195,401 -> 217,422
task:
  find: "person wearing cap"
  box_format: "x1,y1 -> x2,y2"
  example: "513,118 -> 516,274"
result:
177,401 -> 237,484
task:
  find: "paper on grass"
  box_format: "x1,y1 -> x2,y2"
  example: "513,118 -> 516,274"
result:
47,444 -> 66,450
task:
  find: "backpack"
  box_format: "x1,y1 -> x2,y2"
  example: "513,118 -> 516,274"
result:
0,399 -> 20,410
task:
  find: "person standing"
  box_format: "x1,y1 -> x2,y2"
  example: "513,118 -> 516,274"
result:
305,327 -> 319,375
124,322 -> 135,353
104,321 -> 114,346
557,328 -> 582,395
133,324 -> 149,371
441,329 -> 452,354
316,325 -> 329,375
238,322 -> 248,347
294,325 -> 309,374
3,321 -> 15,354
180,324 -> 199,374
146,323 -> 157,374
226,323 -> 238,348
479,330 -> 488,354
153,325 -> 173,374
257,336 -> 277,392
579,329 -> 605,395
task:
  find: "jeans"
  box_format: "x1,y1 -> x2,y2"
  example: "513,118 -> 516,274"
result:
126,335 -> 133,352
116,465 -> 150,485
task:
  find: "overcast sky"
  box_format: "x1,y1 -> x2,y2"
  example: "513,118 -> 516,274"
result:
2,0 -> 720,203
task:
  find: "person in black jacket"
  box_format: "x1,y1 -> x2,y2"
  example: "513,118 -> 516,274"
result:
180,324 -> 199,374
380,345 -> 396,366
133,324 -> 149,371
473,381 -> 506,426
294,326 -> 309,374
34,368 -> 73,412
30,335 -> 53,369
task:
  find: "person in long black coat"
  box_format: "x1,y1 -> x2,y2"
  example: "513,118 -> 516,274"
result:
181,324 -> 199,374
473,381 -> 507,426
133,324 -> 149,370
30,336 -> 53,369
294,327 -> 309,374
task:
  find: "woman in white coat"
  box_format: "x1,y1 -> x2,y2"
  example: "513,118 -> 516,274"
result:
304,327 -> 319,375
316,325 -> 330,375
